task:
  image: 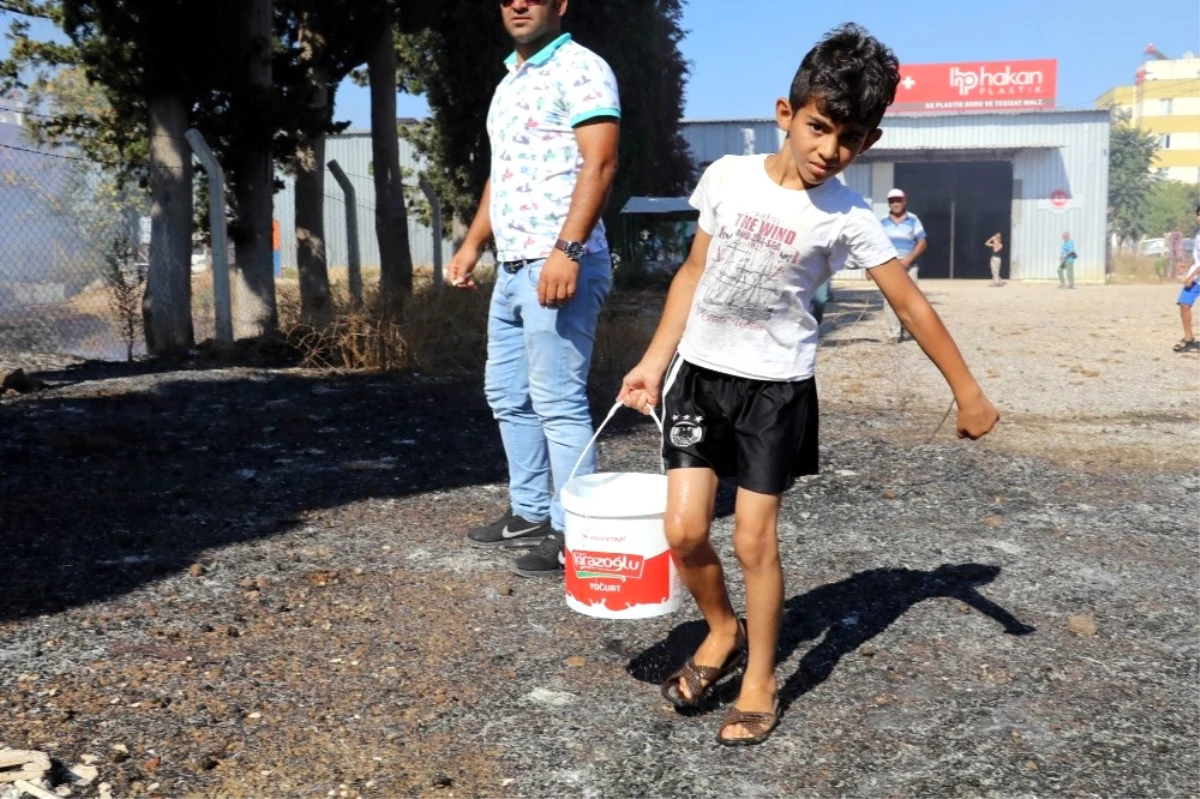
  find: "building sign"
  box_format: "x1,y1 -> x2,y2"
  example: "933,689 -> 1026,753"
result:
892,60 -> 1057,113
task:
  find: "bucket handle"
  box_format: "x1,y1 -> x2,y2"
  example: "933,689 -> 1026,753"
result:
566,401 -> 663,488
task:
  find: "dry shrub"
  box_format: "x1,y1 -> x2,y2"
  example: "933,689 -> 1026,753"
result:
283,274 -> 491,372
281,269 -> 662,379
1109,253 -> 1174,284
591,290 -> 661,387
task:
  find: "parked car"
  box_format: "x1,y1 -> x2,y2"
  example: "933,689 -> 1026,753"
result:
1141,237 -> 1194,258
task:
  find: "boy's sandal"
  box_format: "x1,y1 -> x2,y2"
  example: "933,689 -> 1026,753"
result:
1173,339 -> 1196,352
716,699 -> 781,747
660,620 -> 747,709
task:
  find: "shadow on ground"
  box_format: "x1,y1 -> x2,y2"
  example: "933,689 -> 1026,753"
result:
627,562 -> 1036,712
815,284 -> 959,347
0,360 -> 650,622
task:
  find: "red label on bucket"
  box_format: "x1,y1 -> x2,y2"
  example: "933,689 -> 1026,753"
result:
565,547 -> 671,611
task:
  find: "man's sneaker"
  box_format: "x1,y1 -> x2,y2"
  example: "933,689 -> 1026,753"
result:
466,509 -> 551,549
512,533 -> 565,578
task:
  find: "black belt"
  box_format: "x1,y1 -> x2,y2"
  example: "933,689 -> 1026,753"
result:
500,258 -> 538,274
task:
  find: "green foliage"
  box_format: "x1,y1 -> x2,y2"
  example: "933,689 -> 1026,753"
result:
397,0 -> 695,240
1145,180 -> 1200,238
1107,113 -> 1161,245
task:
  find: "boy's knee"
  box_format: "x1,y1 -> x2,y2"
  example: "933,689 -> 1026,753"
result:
732,524 -> 778,570
665,516 -> 709,559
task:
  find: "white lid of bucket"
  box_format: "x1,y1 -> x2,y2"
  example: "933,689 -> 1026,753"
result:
561,472 -> 667,518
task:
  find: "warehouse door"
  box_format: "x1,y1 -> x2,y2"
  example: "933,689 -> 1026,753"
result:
894,161 -> 1013,279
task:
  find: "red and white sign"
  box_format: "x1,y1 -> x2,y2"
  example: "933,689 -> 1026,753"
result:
892,60 -> 1057,114
1050,189 -> 1070,209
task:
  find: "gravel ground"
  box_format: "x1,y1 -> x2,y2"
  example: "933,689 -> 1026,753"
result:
0,282 -> 1197,798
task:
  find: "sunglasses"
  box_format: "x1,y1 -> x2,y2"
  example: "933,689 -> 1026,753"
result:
501,0 -> 549,6
888,198 -> 905,204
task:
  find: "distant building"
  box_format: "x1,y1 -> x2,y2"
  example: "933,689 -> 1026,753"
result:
682,110 -> 1111,283
274,129 -> 454,271
1097,49 -> 1200,185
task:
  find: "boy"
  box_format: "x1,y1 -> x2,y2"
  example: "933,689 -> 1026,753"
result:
1173,206 -> 1200,352
617,24 -> 999,746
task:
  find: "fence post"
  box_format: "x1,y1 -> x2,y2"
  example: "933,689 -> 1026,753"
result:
327,159 -> 363,309
184,129 -> 233,344
419,175 -> 444,287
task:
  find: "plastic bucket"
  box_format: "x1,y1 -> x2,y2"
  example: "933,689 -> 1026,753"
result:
561,403 -> 682,619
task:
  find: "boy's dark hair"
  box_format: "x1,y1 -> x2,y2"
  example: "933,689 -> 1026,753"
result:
789,23 -> 901,129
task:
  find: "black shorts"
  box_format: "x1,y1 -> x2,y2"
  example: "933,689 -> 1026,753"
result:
661,357 -> 819,495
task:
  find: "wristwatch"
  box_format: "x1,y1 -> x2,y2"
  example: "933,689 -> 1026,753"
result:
555,239 -> 586,262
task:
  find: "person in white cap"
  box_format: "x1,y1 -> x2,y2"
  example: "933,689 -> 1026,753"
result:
879,188 -> 926,343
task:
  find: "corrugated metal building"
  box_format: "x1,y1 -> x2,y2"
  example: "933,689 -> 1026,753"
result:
274,131 -> 455,271
682,110 -> 1111,282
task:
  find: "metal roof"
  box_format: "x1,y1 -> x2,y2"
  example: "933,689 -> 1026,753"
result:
682,109 -> 1110,125
620,196 -> 696,215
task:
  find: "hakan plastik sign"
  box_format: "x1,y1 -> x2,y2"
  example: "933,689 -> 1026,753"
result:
892,60 -> 1057,113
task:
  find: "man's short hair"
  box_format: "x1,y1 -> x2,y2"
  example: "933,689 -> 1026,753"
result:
788,23 -> 900,129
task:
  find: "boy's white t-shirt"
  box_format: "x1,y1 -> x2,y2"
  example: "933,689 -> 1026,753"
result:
679,154 -> 898,382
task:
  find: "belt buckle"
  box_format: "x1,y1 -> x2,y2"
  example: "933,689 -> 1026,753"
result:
502,260 -> 526,274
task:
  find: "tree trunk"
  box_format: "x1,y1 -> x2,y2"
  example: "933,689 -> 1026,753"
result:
230,0 -> 278,338
368,23 -> 413,311
294,9 -> 332,328
143,92 -> 194,355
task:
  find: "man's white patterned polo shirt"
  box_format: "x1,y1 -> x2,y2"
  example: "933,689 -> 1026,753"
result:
486,33 -> 620,262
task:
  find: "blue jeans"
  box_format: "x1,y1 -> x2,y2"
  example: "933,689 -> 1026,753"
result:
484,251 -> 612,531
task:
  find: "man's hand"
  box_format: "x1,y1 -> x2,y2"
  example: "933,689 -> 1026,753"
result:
447,243 -> 482,290
617,361 -> 665,415
956,394 -> 1000,440
537,250 -> 579,307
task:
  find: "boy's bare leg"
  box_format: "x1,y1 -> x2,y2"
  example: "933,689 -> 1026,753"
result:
1181,304 -> 1194,341
722,486 -> 784,740
664,468 -> 740,699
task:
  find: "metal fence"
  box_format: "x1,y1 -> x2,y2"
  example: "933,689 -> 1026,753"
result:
0,133 -> 196,362
0,126 -> 455,363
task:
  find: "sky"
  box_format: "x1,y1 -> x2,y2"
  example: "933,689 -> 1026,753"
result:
3,1 -> 1198,129
332,0 -> 1200,129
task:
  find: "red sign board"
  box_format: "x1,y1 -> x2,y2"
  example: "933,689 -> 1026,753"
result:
892,60 -> 1057,114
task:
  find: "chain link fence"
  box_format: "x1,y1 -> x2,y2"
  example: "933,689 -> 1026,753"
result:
0,130 -> 218,363
1,123 -> 478,364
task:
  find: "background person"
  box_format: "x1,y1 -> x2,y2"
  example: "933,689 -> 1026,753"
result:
447,0 -> 621,578
880,188 -> 927,343
1058,232 -> 1077,289
1173,206 -> 1200,352
985,232 -> 1004,286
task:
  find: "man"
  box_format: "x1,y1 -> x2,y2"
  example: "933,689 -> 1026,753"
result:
447,0 -> 620,578
1059,231 -> 1077,289
1173,206 -> 1200,352
879,188 -> 927,343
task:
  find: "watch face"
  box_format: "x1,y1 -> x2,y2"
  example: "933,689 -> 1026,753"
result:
561,241 -> 585,260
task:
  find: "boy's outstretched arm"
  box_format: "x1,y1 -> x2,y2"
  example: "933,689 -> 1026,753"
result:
869,260 -> 1000,439
617,229 -> 713,414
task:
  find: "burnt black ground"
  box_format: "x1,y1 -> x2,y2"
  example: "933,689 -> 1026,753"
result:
0,361 -> 1197,798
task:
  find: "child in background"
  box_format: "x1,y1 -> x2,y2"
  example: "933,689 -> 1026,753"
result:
1172,206 -> 1200,352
